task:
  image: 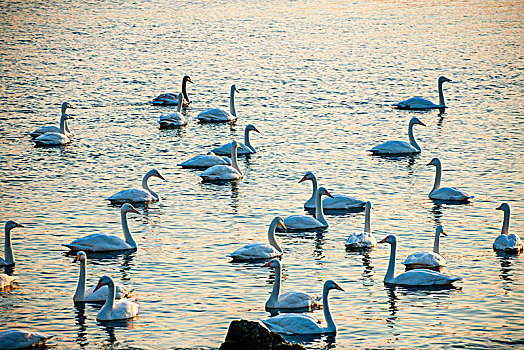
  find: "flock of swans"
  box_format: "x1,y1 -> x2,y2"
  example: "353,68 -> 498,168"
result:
1,75 -> 523,348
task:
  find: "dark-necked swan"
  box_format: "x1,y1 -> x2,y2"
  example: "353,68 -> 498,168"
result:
427,158 -> 472,201
402,225 -> 447,270
0,220 -> 24,266
195,84 -> 238,123
29,102 -> 74,138
106,169 -> 165,203
151,75 -> 193,106
344,201 -> 377,250
300,171 -> 364,210
369,117 -> 425,155
393,76 -> 452,109
158,93 -> 187,128
493,203 -> 523,254
212,124 -> 260,155
93,275 -> 139,321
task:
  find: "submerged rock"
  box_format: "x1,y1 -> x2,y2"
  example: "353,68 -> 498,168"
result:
219,319 -> 305,350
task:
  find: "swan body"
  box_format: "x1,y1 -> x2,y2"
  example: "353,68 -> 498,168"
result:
264,259 -> 321,310
158,93 -> 187,128
228,217 -> 285,261
0,330 -> 55,349
29,102 -> 74,138
93,275 -> 139,321
493,203 -> 523,253
179,152 -> 231,168
393,76 -> 452,109
427,158 -> 472,201
33,114 -> 73,146
262,280 -> 344,335
402,225 -> 447,269
0,220 -> 24,266
195,84 -> 238,123
151,75 -> 193,106
282,187 -> 333,231
73,251 -> 135,302
300,171 -> 364,210
369,117 -> 425,155
344,201 -> 377,250
63,204 -> 140,252
106,169 -> 165,203
379,235 -> 461,286
0,274 -> 17,289
212,124 -> 260,155
200,141 -> 242,181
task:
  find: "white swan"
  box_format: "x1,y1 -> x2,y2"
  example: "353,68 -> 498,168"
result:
402,225 -> 447,269
228,217 -> 286,261
493,203 -> 523,254
63,203 -> 140,252
212,124 -> 260,155
0,330 -> 55,349
151,75 -> 193,106
0,274 -> 17,289
106,169 -> 165,203
33,114 -> 73,146
179,151 -> 231,169
427,158 -> 472,201
282,187 -> 333,231
344,201 -> 377,250
262,280 -> 344,335
0,220 -> 24,266
93,275 -> 139,321
379,235 -> 461,286
73,251 -> 136,302
158,93 -> 187,128
200,141 -> 243,181
195,84 -> 238,123
393,76 -> 452,110
263,259 -> 321,310
369,117 -> 425,155
29,102 -> 74,138
299,171 -> 364,210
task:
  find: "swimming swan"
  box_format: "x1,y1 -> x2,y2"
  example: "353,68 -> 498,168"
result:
93,275 -> 139,321
369,117 -> 425,155
106,169 -> 165,203
212,124 -> 260,155
402,225 -> 447,270
29,102 -> 74,138
0,220 -> 24,266
344,201 -> 377,250
158,93 -> 187,128
300,171 -> 364,210
427,158 -> 472,201
228,217 -> 285,261
199,141 -> 242,181
195,84 -> 238,123
393,76 -> 452,110
493,203 -> 523,254
151,75 -> 193,106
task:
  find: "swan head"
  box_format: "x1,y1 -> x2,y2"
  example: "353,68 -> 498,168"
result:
426,157 -> 441,167
183,75 -> 193,84
271,217 -> 286,231
378,234 -> 396,245
409,117 -> 426,127
264,258 -> 281,269
365,201 -> 374,211
298,171 -> 315,183
5,220 -> 24,231
93,275 -> 114,293
318,187 -> 334,199
246,124 -> 260,133
324,279 -> 344,292
73,251 -> 87,263
147,169 -> 165,180
62,102 -> 74,111
438,76 -> 452,84
231,140 -> 243,150
231,84 -> 239,94
496,203 -> 510,212
121,203 -> 140,215
436,225 -> 447,236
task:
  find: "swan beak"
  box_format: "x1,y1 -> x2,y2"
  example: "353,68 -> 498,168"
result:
426,161 -> 433,166
446,78 -> 452,82
235,88 -> 240,93
496,205 -> 502,210
73,254 -> 81,263
418,121 -> 426,126
188,77 -> 194,84
253,127 -> 260,133
237,144 -> 243,149
93,281 -> 102,293
67,114 -> 74,119
441,229 -> 448,236
131,207 -> 140,214
68,104 -> 75,109
263,261 -> 272,267
157,174 -> 165,180
378,237 -> 388,244
334,283 -> 344,292
15,223 -> 24,228
298,175 -> 308,183
325,190 -> 334,199
279,222 -> 287,232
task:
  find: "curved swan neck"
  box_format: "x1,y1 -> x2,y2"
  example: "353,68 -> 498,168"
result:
100,279 -> 116,316
408,120 -> 420,151
433,230 -> 441,254
267,220 -> 282,253
181,77 -> 190,103
59,114 -> 68,134
229,87 -> 237,117
501,206 -> 510,235
74,259 -> 87,300
315,191 -> 328,226
230,144 -> 242,175
323,284 -> 336,332
364,205 -> 371,233
121,210 -> 137,248
244,127 -> 254,152
266,262 -> 281,307
437,79 -> 445,107
385,241 -> 396,282
142,171 -> 159,200
431,161 -> 442,193
3,225 -> 14,265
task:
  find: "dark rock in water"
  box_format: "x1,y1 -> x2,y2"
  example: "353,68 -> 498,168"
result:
219,319 -> 305,350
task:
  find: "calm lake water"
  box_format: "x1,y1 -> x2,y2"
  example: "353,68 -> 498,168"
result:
1,0 -> 523,349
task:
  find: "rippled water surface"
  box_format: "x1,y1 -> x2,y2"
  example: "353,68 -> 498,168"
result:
1,0 -> 523,349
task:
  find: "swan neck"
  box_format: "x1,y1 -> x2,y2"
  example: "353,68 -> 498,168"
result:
323,285 -> 336,332
267,221 -> 282,253
438,80 -> 445,107
100,280 -> 116,316
142,172 -> 159,200
176,97 -> 183,113
385,241 -> 396,282
244,128 -> 254,152
64,118 -> 71,134
181,78 -> 190,103
121,210 -> 137,248
229,88 -> 237,117
431,162 -> 442,193
230,145 -> 242,175
3,226 -> 14,264
266,263 -> 281,307
315,191 -> 328,226
408,121 -> 420,151
306,176 -> 318,206
364,206 -> 371,233
501,207 -> 510,235
433,231 -> 441,254
74,260 -> 87,300
59,114 -> 67,134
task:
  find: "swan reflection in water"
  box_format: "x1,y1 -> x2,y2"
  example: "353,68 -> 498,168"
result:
97,318 -> 138,345
345,250 -> 375,285
280,333 -> 336,350
73,303 -> 88,348
497,252 -> 516,292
